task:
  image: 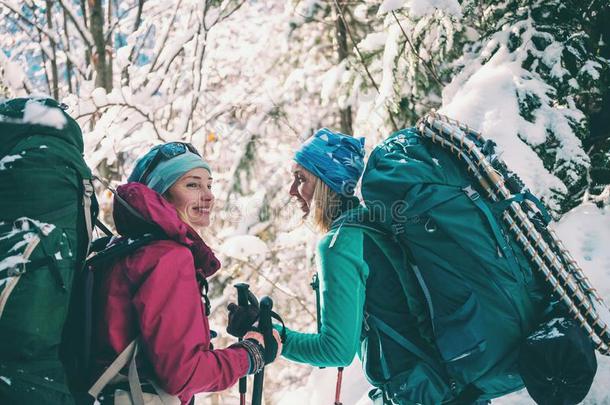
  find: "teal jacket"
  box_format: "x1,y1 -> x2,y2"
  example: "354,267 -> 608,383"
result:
279,225 -> 368,367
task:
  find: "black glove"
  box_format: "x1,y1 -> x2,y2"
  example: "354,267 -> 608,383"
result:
227,302 -> 259,338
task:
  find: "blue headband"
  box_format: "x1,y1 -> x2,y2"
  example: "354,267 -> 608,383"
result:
294,128 -> 365,196
128,145 -> 211,195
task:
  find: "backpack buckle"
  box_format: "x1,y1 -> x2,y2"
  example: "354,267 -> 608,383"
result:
463,185 -> 480,201
363,312 -> 371,332
392,223 -> 405,235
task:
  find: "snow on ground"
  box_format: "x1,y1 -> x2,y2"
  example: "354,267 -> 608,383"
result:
276,358 -> 371,405
275,203 -> 610,404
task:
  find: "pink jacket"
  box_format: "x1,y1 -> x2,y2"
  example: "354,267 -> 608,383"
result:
93,183 -> 249,404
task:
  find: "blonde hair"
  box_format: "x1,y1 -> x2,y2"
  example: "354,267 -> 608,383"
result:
309,177 -> 342,233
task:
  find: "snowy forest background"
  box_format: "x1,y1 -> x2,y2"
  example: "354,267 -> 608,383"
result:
1,0 -> 609,403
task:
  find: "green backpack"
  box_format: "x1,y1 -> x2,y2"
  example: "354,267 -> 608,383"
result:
0,98 -> 98,404
349,127 -> 549,404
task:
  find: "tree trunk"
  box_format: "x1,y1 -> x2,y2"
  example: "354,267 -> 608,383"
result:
63,8 -> 74,94
90,0 -> 111,91
334,0 -> 353,135
45,1 -> 59,99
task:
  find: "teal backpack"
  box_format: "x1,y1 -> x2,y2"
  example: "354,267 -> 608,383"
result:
0,98 -> 98,404
347,127 -> 550,404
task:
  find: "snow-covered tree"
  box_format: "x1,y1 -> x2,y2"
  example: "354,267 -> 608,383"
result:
1,0 -> 609,403
442,0 -> 610,213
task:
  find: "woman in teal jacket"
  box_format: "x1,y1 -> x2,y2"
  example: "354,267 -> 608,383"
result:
281,128 -> 368,367
274,129 -> 516,405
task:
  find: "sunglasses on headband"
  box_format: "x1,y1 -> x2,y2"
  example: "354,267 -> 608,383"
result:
138,142 -> 201,184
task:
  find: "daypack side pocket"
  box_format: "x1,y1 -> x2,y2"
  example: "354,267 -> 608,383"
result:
434,292 -> 487,364
0,218 -> 75,360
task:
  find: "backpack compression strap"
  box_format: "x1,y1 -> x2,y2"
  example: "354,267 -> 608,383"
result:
83,180 -> 95,255
340,222 -> 447,375
88,338 -> 179,405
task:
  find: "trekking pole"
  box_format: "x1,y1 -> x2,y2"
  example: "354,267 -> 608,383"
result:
313,274 -> 344,404
334,367 -> 344,405
235,283 -> 251,405
252,296 -> 274,405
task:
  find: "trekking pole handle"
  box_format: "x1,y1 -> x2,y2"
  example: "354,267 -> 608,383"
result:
259,296 -> 275,362
234,283 -> 250,404
252,296 -> 274,405
236,283 -> 250,308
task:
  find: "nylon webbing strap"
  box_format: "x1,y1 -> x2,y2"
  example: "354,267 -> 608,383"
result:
88,339 -> 179,405
360,228 -> 437,333
83,180 -> 94,255
367,314 -> 445,378
462,186 -> 520,274
88,339 -> 137,399
149,379 -> 181,405
128,342 -> 145,405
409,262 -> 435,332
493,191 -> 551,225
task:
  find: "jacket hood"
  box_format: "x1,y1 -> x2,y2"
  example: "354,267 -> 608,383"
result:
113,182 -> 220,277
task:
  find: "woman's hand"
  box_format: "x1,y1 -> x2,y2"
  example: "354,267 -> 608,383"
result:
244,329 -> 283,362
227,302 -> 259,338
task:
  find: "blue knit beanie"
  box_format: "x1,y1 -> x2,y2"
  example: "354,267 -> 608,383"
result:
294,128 -> 365,196
128,144 -> 211,195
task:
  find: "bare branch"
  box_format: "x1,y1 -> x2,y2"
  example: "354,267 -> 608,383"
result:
146,0 -> 183,74
104,3 -> 143,44
57,0 -> 94,48
332,0 -> 399,131
1,1 -> 59,43
133,0 -> 144,31
207,0 -> 246,29
391,11 -> 444,88
75,102 -> 163,140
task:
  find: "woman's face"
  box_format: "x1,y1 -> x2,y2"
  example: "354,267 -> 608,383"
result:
165,167 -> 214,228
289,163 -> 316,216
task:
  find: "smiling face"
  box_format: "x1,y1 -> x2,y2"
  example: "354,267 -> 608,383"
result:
289,163 -> 316,217
165,167 -> 214,229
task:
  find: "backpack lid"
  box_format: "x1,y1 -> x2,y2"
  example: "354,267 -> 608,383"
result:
0,97 -> 84,156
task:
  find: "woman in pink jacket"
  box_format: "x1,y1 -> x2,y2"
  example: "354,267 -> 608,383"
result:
91,142 -> 280,404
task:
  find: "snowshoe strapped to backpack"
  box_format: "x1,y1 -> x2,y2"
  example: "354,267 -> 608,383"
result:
0,98 -> 98,404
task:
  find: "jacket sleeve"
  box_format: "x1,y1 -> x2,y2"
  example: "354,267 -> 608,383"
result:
280,227 -> 369,367
129,243 -> 249,401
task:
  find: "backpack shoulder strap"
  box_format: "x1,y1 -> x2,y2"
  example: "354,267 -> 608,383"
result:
88,339 -> 138,400
340,213 -> 448,380
88,338 -> 179,405
86,233 -> 165,269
